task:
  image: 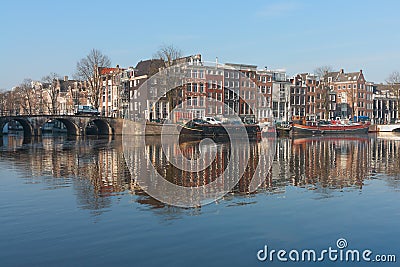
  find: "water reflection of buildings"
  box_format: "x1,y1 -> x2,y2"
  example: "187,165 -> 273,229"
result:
371,134 -> 400,189
0,136 -> 132,213
289,136 -> 371,189
1,133 -> 400,211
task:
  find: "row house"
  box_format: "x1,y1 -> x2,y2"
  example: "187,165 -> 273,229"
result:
205,66 -> 225,118
324,69 -> 373,120
99,66 -> 125,117
224,64 -> 285,123
270,70 -> 291,122
56,76 -> 89,115
134,59 -> 170,122
289,73 -> 338,121
373,84 -> 399,124
184,64 -> 207,119
255,69 -> 273,121
225,63 -> 257,122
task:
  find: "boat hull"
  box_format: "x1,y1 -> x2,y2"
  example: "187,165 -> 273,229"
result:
178,123 -> 261,140
292,123 -> 369,136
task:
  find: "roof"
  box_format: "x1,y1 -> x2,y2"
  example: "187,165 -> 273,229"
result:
324,69 -> 363,82
99,67 -> 124,75
225,63 -> 257,71
135,59 -> 165,76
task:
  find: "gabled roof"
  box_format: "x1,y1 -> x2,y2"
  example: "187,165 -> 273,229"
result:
99,67 -> 124,75
336,72 -> 360,82
324,69 -> 363,82
135,59 -> 165,76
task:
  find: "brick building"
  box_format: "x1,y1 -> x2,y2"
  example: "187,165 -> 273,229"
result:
324,69 -> 373,120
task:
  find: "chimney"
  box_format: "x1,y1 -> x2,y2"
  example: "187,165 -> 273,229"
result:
340,69 -> 344,74
360,69 -> 363,73
64,76 -> 68,81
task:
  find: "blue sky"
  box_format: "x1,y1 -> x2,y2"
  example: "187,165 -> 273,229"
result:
1,0 -> 400,89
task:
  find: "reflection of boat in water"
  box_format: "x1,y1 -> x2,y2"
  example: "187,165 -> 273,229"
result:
178,119 -> 261,140
292,134 -> 370,145
275,121 -> 291,137
292,122 -> 370,136
258,121 -> 276,137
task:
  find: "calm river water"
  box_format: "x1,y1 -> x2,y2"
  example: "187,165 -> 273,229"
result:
0,133 -> 399,266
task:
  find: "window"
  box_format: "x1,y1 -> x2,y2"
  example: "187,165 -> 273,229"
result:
187,83 -> 192,92
199,70 -> 204,79
200,83 -> 204,93
193,83 -> 198,92
200,96 -> 204,106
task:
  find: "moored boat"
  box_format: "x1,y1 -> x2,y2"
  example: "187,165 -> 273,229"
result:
292,122 -> 370,136
178,118 -> 261,140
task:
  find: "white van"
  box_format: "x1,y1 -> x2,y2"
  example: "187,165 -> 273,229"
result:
75,105 -> 100,116
202,117 -> 222,125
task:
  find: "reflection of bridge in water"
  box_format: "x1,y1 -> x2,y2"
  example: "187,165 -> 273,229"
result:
0,115 -> 125,138
1,134 -> 400,210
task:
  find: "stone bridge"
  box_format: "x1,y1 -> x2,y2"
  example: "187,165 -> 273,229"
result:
0,115 -> 125,138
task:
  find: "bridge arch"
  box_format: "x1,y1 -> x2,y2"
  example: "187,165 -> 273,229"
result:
86,119 -> 114,135
1,117 -> 34,138
40,118 -> 80,136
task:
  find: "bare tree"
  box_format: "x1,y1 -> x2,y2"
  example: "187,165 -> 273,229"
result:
0,92 -> 6,116
314,65 -> 333,79
153,44 -> 182,67
15,78 -> 37,115
314,66 -> 334,120
3,91 -> 18,115
152,44 -> 186,120
76,49 -> 111,110
386,71 -> 400,119
42,73 -> 60,115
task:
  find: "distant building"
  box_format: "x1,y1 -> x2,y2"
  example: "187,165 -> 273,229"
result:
99,66 -> 125,117
373,83 -> 399,124
323,69 -> 373,120
270,70 -> 291,122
